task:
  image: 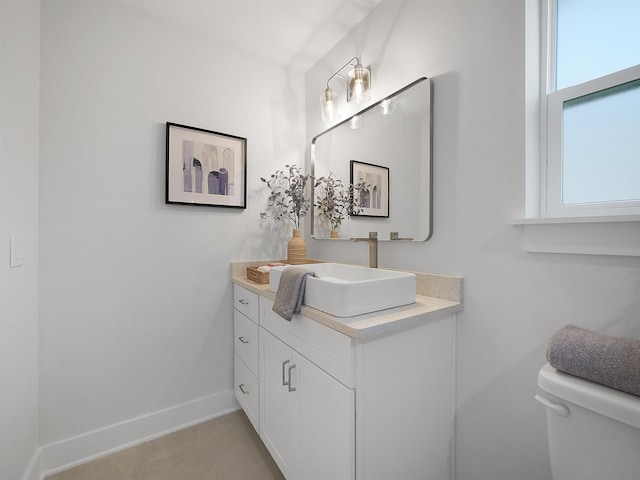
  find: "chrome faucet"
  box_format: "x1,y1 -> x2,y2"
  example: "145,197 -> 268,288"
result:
350,232 -> 378,268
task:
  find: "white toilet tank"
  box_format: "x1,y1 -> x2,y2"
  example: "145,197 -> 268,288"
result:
536,363 -> 640,480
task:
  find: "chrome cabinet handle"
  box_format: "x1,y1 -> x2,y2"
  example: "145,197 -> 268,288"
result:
238,336 -> 249,344
239,384 -> 249,394
238,299 -> 249,305
282,360 -> 290,386
287,364 -> 297,392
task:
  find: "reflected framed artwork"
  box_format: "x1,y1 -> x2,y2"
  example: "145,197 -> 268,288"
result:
166,122 -> 247,208
350,160 -> 389,218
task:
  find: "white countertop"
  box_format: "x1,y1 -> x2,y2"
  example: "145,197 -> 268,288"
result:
231,261 -> 464,338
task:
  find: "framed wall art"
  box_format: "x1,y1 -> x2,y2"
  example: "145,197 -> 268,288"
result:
166,122 -> 247,208
350,160 -> 389,218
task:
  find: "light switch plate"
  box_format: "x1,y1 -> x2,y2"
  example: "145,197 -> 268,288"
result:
10,234 -> 24,267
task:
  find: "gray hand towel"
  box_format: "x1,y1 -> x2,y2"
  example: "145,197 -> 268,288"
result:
546,324 -> 640,397
272,267 -> 316,321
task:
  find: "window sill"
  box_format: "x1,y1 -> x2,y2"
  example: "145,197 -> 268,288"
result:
508,215 -> 640,256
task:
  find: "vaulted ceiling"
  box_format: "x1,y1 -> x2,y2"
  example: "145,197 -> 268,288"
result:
115,0 -> 384,71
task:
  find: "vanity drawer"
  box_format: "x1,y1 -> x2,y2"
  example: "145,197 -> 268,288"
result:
234,353 -> 259,434
260,297 -> 355,388
234,285 -> 259,323
234,309 -> 259,375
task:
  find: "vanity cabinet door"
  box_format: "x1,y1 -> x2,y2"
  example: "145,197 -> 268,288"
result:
260,327 -> 355,480
260,328 -> 300,480
297,353 -> 355,480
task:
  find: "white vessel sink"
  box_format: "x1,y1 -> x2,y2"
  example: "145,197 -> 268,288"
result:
269,263 -> 416,317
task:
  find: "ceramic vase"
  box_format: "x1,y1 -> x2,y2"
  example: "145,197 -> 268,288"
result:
330,229 -> 339,239
287,229 -> 307,264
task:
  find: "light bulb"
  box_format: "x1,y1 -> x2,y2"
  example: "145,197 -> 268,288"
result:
321,87 -> 339,121
347,63 -> 370,104
353,80 -> 364,97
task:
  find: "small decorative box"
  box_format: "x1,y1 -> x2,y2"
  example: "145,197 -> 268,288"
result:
247,266 -> 269,284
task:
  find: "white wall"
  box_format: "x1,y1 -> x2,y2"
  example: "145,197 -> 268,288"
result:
0,0 -> 41,478
305,1 -> 640,479
39,0 -> 304,452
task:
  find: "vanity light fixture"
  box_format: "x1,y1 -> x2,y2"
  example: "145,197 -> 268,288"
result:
321,57 -> 371,122
379,98 -> 394,115
321,87 -> 339,122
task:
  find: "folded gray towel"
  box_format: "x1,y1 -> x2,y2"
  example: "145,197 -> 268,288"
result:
547,324 -> 640,397
272,267 -> 316,321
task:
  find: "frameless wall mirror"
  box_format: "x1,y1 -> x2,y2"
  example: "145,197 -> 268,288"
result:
311,77 -> 433,241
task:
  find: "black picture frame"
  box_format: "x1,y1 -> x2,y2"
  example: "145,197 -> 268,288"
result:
166,122 -> 247,209
350,160 -> 389,218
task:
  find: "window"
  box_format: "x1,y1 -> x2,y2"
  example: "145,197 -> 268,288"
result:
543,0 -> 640,217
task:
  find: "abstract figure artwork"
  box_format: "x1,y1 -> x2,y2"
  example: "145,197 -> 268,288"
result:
350,160 -> 389,218
166,123 -> 246,208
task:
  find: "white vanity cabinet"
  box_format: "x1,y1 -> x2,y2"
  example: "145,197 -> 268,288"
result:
260,324 -> 355,480
232,273 -> 459,480
233,285 -> 260,433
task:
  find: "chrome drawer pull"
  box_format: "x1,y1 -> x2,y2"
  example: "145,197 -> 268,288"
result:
239,384 -> 249,395
238,299 -> 250,305
287,364 -> 297,392
238,336 -> 249,344
282,360 -> 290,386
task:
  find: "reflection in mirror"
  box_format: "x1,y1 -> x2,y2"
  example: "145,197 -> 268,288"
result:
311,77 -> 433,241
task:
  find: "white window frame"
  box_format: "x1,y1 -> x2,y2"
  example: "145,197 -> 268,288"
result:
516,0 -> 640,257
542,0 -> 640,218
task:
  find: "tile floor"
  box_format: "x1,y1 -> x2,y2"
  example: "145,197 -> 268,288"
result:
46,410 -> 285,480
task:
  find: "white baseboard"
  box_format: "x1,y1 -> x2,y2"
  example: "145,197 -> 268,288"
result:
36,390 -> 238,479
21,447 -> 43,480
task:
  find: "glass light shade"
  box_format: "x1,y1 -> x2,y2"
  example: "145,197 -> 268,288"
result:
379,99 -> 394,115
347,64 -> 371,103
321,87 -> 339,122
